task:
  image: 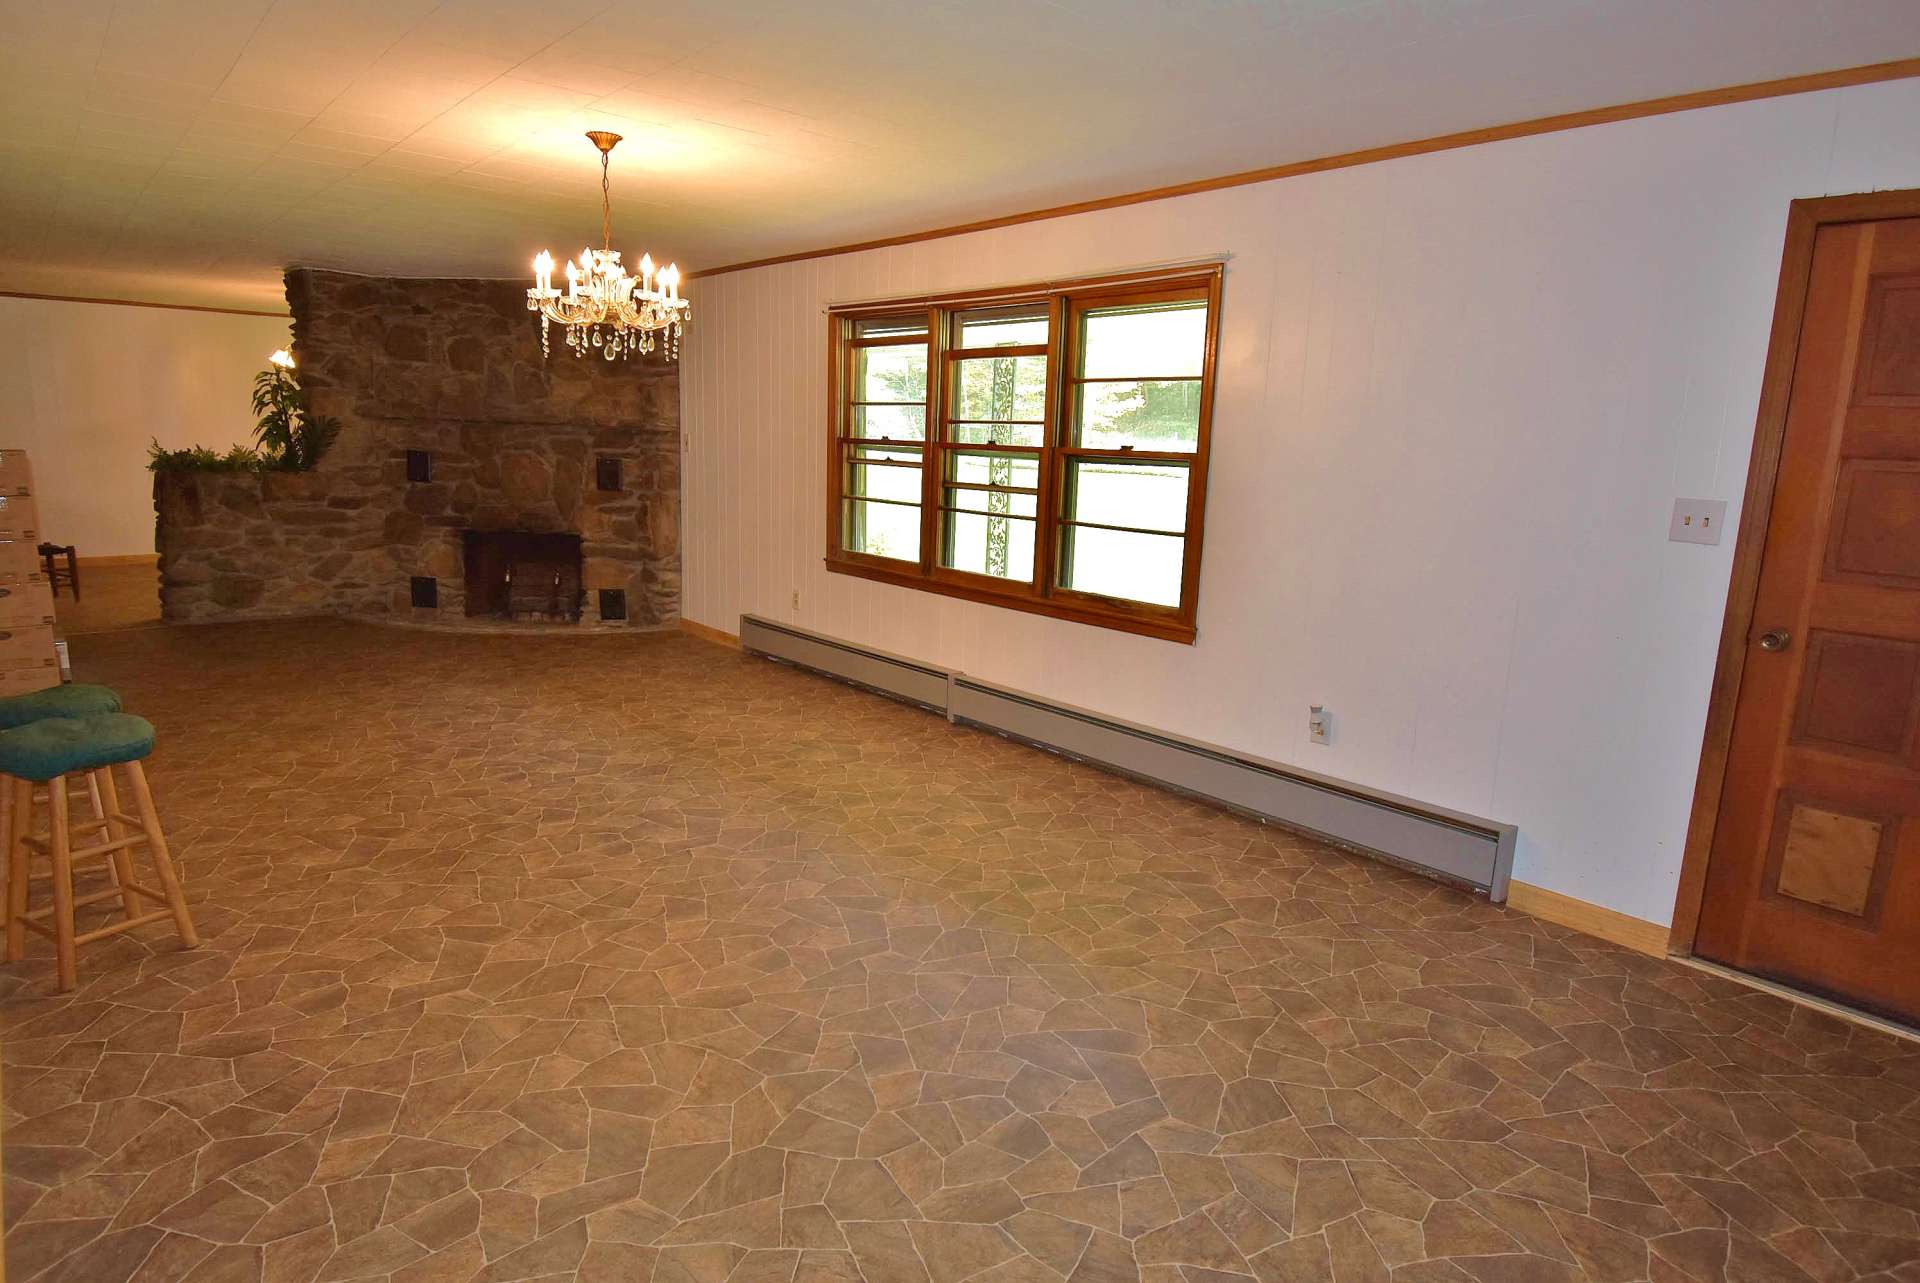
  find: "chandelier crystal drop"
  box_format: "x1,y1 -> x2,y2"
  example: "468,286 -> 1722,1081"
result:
527,130 -> 689,362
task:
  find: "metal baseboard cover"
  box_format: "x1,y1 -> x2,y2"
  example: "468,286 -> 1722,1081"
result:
949,676 -> 1515,900
740,614 -> 953,711
735,615 -> 1517,901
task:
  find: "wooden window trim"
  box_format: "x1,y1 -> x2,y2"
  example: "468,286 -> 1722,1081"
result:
825,266 -> 1222,644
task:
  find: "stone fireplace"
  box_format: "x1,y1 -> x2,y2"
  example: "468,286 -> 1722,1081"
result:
155,269 -> 678,628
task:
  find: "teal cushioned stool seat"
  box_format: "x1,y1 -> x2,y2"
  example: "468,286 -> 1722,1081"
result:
0,714 -> 155,783
0,684 -> 121,730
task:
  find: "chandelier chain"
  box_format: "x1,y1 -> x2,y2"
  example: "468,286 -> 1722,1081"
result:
600,149 -> 612,252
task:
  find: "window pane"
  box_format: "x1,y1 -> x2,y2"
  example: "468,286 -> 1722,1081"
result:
950,421 -> 1043,447
857,345 -> 926,402
944,509 -> 1035,581
856,314 -> 927,339
1075,379 -> 1200,451
1060,526 -> 1183,606
847,445 -> 921,505
953,354 -> 1046,422
1064,459 -> 1188,534
850,404 -> 925,440
844,498 -> 920,562
1080,299 -> 1207,379
957,304 -> 1048,348
946,487 -> 1038,518
950,450 -> 1039,491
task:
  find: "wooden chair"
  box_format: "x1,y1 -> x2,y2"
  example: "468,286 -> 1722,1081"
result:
36,543 -> 78,600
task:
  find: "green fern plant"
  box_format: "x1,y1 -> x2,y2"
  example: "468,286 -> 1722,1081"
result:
251,355 -> 341,470
148,441 -> 271,473
149,354 -> 342,474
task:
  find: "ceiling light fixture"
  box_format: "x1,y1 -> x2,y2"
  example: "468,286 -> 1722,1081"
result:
527,131 -> 688,362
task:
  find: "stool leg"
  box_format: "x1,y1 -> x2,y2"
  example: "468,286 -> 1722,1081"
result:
5,776 -> 28,963
0,773 -> 10,940
49,775 -> 76,991
124,760 -> 197,949
94,769 -> 145,921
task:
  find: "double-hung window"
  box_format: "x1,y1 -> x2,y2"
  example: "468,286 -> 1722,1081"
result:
827,265 -> 1221,643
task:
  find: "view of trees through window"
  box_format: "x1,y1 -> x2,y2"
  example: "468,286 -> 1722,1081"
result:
830,268 -> 1218,642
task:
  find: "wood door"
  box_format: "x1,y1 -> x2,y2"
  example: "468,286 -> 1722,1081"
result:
1695,216 -> 1920,1024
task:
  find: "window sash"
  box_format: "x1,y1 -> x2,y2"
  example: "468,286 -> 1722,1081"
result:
825,270 -> 1219,641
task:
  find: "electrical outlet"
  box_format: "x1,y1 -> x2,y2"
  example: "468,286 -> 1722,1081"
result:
791,590 -> 801,611
1669,498 -> 1727,546
1308,705 -> 1331,745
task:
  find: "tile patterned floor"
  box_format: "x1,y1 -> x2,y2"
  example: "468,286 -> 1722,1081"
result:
3,618 -> 1918,1283
52,563 -> 161,636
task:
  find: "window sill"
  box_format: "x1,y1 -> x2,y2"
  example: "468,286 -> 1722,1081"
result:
824,556 -> 1197,644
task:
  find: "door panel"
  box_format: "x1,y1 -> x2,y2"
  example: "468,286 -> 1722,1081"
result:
1695,217 -> 1920,1024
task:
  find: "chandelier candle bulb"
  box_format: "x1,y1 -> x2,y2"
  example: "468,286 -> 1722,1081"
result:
526,131 -> 690,363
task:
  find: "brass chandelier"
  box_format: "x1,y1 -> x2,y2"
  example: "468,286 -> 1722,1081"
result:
527,131 -> 688,362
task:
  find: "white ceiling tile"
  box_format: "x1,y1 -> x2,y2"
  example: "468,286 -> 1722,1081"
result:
2,0 -> 1917,309
96,0 -> 275,88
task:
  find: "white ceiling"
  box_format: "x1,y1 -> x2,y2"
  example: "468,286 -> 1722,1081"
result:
2,0 -> 1916,311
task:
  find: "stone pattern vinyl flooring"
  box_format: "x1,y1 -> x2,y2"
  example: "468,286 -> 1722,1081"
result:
2,619 -> 1918,1283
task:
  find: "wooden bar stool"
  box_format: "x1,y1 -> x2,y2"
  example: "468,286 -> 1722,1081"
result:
2,714 -> 197,991
0,684 -> 124,862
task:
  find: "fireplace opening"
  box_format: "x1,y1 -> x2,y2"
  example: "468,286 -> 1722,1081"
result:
462,531 -> 583,622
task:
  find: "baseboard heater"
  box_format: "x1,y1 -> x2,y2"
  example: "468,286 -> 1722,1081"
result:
737,614 -> 1516,902
740,615 -> 953,711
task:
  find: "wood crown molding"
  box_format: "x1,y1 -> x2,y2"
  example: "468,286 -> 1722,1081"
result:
1507,880 -> 1672,957
0,290 -> 289,319
689,57 -> 1920,281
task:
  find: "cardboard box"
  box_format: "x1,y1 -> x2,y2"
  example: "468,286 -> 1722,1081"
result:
0,449 -> 32,498
0,667 -> 59,697
0,623 -> 59,694
0,492 -> 40,546
0,545 -> 41,578
0,564 -> 48,591
0,577 -> 54,629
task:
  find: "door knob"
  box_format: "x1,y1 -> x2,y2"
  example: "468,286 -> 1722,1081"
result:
1758,630 -> 1791,652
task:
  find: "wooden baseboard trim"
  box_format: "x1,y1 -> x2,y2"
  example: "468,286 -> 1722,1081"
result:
76,554 -> 159,567
1506,880 -> 1671,957
679,618 -> 740,648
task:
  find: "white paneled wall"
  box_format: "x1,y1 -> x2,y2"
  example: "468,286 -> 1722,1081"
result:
681,78 -> 1920,926
0,297 -> 291,555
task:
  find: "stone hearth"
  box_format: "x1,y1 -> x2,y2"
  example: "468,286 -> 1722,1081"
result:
155,269 -> 678,628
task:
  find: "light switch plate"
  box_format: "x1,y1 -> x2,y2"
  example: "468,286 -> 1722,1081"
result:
1669,498 -> 1727,546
